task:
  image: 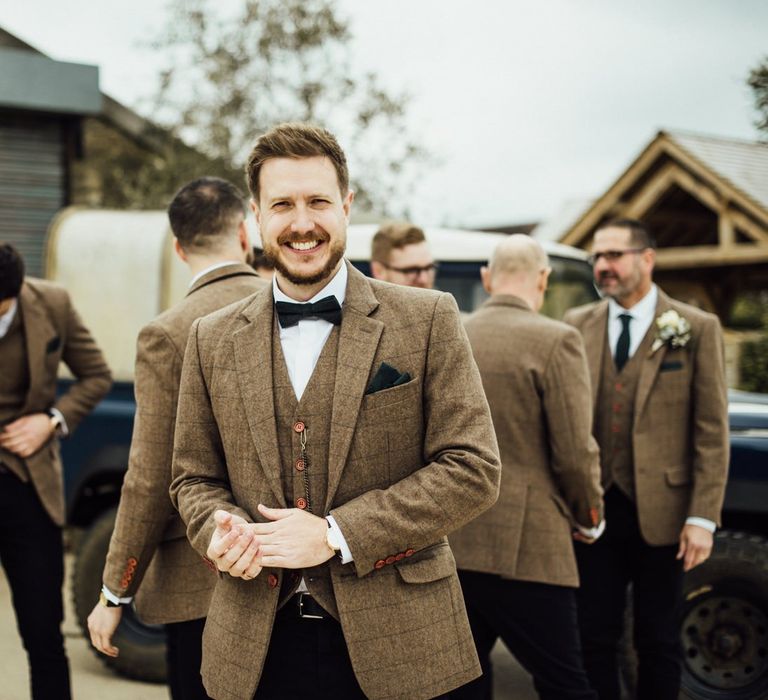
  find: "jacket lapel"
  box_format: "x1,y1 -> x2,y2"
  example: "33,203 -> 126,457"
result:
634,289 -> 671,420
232,287 -> 286,507
325,263 -> 383,511
19,284 -> 56,413
582,303 -> 608,409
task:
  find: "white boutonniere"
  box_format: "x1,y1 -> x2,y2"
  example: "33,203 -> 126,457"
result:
651,309 -> 691,353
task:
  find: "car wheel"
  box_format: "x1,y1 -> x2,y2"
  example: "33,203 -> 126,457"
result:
680,530 -> 768,700
71,506 -> 168,683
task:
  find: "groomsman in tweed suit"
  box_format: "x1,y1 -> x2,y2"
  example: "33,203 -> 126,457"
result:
88,178 -> 266,699
450,235 -> 603,700
170,123 -> 500,700
0,242 -> 111,700
564,218 -> 729,700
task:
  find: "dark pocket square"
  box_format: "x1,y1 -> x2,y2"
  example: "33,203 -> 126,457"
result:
365,362 -> 411,395
46,336 -> 61,354
660,361 -> 683,372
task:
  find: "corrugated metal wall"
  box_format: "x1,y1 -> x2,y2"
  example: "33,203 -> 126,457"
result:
0,112 -> 65,277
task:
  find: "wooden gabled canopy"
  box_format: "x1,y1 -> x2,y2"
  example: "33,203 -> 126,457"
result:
559,131 -> 768,317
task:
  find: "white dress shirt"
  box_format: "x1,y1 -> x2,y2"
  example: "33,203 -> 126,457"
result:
273,264 -> 354,563
0,299 -> 18,339
607,284 -> 657,360
607,284 -> 715,534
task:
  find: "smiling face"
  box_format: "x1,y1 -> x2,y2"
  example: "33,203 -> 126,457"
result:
253,156 -> 353,300
592,225 -> 655,308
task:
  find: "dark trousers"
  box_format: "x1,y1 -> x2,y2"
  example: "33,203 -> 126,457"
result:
451,570 -> 597,700
166,616 -> 212,700
575,487 -> 684,700
0,471 -> 71,700
254,595 -> 367,699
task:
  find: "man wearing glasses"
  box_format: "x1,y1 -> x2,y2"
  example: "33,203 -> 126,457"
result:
564,218 -> 729,700
370,221 -> 438,289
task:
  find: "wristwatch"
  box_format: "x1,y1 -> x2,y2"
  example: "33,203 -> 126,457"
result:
325,520 -> 342,556
99,590 -> 122,608
46,410 -> 64,436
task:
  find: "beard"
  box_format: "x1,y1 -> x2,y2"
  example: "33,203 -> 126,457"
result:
264,231 -> 346,287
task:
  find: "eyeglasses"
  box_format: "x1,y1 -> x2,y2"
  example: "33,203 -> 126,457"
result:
587,248 -> 646,266
382,262 -> 440,278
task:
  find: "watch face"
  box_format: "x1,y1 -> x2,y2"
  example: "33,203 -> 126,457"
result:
326,528 -> 341,551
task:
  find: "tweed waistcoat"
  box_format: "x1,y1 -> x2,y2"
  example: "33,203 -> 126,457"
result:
595,325 -> 655,499
272,321 -> 340,618
0,308 -> 30,481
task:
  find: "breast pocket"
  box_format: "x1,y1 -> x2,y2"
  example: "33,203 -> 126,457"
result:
360,377 -> 420,416
340,379 -> 422,502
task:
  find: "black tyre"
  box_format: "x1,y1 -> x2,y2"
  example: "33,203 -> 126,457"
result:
680,530 -> 768,700
71,507 -> 168,683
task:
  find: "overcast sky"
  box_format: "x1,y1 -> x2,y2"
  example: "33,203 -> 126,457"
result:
2,0 -> 766,227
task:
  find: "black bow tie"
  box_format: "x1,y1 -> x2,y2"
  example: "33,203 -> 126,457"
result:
275,296 -> 343,328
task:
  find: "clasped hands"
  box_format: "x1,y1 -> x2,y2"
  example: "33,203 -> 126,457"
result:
0,413 -> 55,458
207,504 -> 335,580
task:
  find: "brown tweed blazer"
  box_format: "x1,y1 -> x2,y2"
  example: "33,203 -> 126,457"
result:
8,279 -> 111,526
450,295 -> 603,587
564,288 -> 729,545
102,264 -> 266,624
170,261 -> 500,700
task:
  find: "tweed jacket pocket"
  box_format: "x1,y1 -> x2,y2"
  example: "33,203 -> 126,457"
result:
665,466 -> 691,486
395,543 -> 454,583
360,376 -> 419,412
660,360 -> 684,372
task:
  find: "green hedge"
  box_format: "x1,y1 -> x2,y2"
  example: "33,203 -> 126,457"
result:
740,333 -> 768,393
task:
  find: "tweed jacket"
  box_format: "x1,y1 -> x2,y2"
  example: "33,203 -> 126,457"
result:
102,264 -> 266,624
564,288 -> 729,545
450,295 -> 603,587
170,262 -> 501,700
4,279 -> 112,526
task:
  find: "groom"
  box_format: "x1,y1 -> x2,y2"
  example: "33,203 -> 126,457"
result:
170,122 -> 500,700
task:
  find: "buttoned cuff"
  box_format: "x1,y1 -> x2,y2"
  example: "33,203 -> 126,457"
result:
49,408 -> 69,437
326,514 -> 353,564
685,516 -> 716,533
102,584 -> 133,605
577,519 -> 606,541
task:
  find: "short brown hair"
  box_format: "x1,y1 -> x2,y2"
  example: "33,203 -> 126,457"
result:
245,123 -> 349,201
598,218 -> 656,249
167,177 -> 246,253
371,222 -> 427,264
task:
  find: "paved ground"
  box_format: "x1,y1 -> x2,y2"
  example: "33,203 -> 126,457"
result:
0,554 -> 536,699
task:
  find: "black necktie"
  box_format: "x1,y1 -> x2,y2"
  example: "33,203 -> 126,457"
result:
275,296 -> 342,329
615,313 -> 632,372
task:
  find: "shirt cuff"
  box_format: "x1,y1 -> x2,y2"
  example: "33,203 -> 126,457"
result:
49,408 -> 69,437
325,514 -> 353,564
102,584 -> 133,605
577,519 -> 606,541
685,517 -> 716,533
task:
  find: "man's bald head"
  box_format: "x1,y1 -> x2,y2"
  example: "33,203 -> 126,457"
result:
488,234 -> 549,282
482,235 -> 551,311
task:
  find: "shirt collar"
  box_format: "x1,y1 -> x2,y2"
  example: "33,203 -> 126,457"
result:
188,261 -> 242,289
272,261 -> 348,306
0,298 -> 18,338
608,284 -> 657,323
